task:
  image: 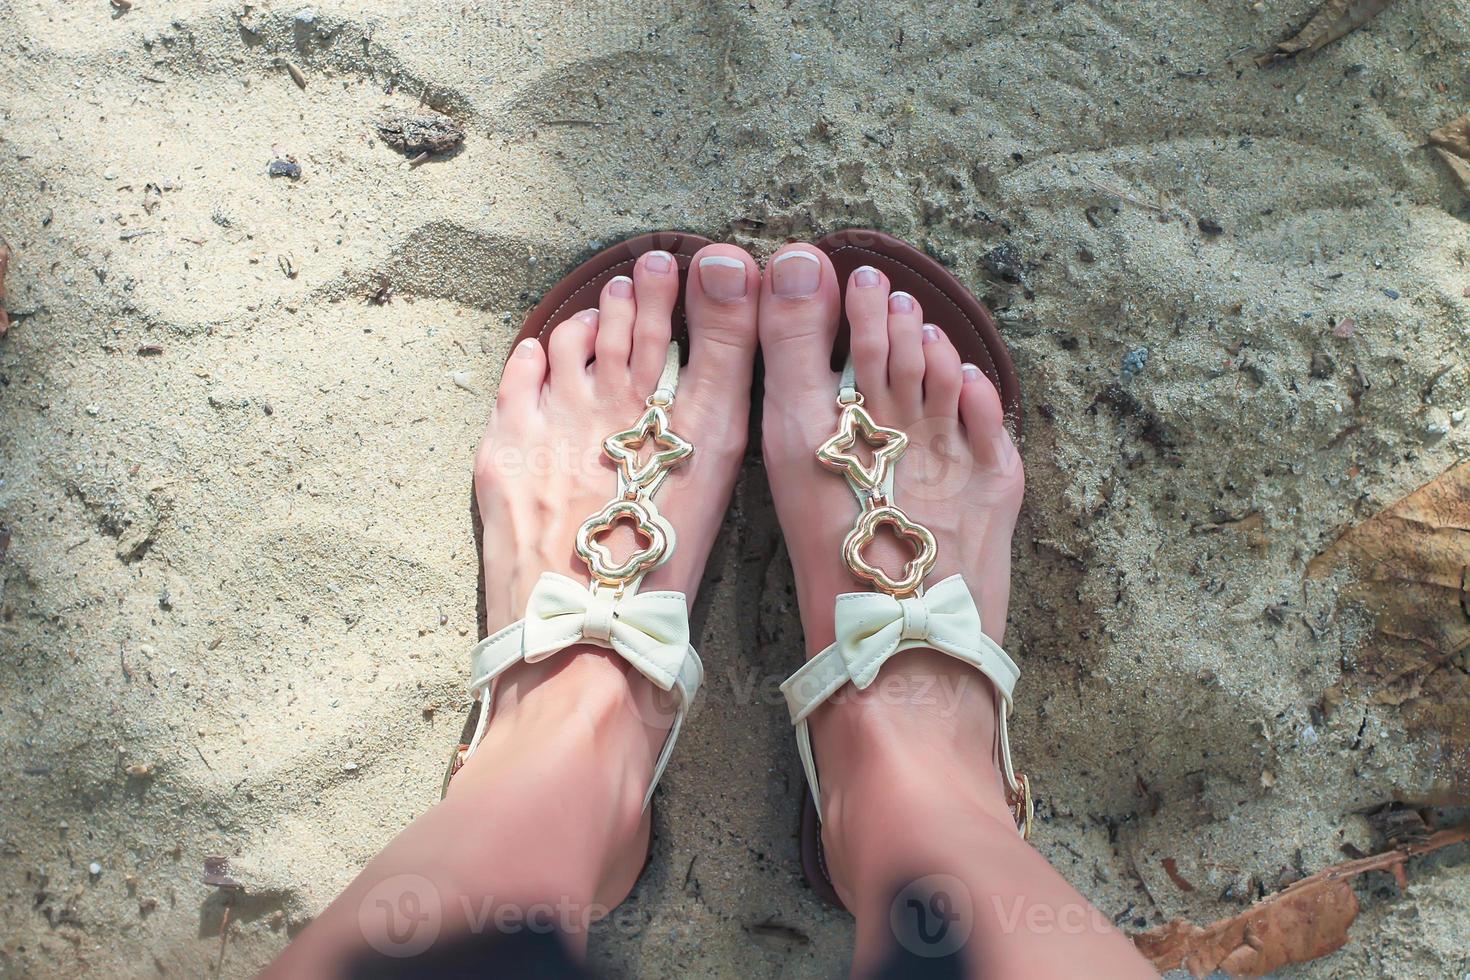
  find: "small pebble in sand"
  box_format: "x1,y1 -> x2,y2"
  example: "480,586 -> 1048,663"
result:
89,862 -> 102,877
1332,316 -> 1356,338
267,158 -> 302,180
981,243 -> 1025,284
341,762 -> 359,773
1120,347 -> 1149,381
202,856 -> 242,890
1381,287 -> 1400,299
1452,409 -> 1466,425
1198,216 -> 1224,237
376,112 -> 465,156
449,370 -> 477,394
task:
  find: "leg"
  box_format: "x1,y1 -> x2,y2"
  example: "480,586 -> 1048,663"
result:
759,246 -> 1156,978
265,243 -> 761,976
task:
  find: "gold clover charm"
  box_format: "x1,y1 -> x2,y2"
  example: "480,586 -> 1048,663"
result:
816,402 -> 909,491
603,404 -> 694,488
841,505 -> 938,596
575,498 -> 672,585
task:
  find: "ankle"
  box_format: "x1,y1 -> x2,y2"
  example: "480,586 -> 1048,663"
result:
453,650 -> 660,831
811,649 -> 1007,782
808,649 -> 1018,892
819,749 -> 1017,902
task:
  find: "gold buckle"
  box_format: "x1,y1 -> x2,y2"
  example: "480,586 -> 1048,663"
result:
1009,773 -> 1034,840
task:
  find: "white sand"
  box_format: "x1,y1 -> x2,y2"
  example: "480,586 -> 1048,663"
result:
2,1 -> 1467,975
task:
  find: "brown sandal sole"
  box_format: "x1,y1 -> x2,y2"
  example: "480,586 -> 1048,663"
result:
446,231 -> 715,873
796,229 -> 1026,910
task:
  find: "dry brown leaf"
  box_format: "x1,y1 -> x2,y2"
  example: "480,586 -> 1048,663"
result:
1256,0 -> 1394,67
1133,824 -> 1470,977
1307,462 -> 1470,802
1429,113 -> 1470,198
0,240 -> 10,337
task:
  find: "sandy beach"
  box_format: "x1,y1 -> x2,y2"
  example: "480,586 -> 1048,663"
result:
2,0 -> 1468,975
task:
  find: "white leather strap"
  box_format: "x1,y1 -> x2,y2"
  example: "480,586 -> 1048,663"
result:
779,573 -> 1023,823
466,573 -> 703,810
837,357 -> 858,405
649,341 -> 681,406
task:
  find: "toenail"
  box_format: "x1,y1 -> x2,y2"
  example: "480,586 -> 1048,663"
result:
771,250 -> 821,298
609,276 -> 633,298
698,255 -> 748,301
514,338 -> 539,358
574,308 -> 599,324
922,324 -> 940,345
962,363 -> 983,382
853,265 -> 880,288
889,291 -> 915,314
645,250 -> 673,275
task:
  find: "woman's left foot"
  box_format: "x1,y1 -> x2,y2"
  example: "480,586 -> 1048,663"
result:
757,244 -> 1026,900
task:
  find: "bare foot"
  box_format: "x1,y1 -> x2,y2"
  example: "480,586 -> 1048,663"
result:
758,244 -> 1026,899
458,243 -> 760,907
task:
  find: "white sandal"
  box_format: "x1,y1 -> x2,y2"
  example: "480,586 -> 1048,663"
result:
446,344 -> 703,812
779,358 -> 1033,901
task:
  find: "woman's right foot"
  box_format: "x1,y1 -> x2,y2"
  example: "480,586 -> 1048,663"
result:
458,243 -> 761,909
758,244 -> 1027,902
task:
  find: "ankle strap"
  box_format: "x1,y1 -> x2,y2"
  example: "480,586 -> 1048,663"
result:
467,573 -> 703,810
780,574 -> 1024,823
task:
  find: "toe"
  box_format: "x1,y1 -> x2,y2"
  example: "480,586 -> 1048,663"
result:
885,291 -> 926,416
921,324 -> 963,418
684,245 -> 759,405
844,265 -> 891,394
958,363 -> 1016,468
496,336 -> 548,415
757,244 -> 841,396
594,275 -> 635,374
629,249 -> 678,389
547,309 -> 599,389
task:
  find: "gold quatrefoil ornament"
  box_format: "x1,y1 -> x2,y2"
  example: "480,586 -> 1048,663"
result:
575,498 -> 673,585
841,505 -> 938,596
815,400 -> 908,491
603,404 -> 694,489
